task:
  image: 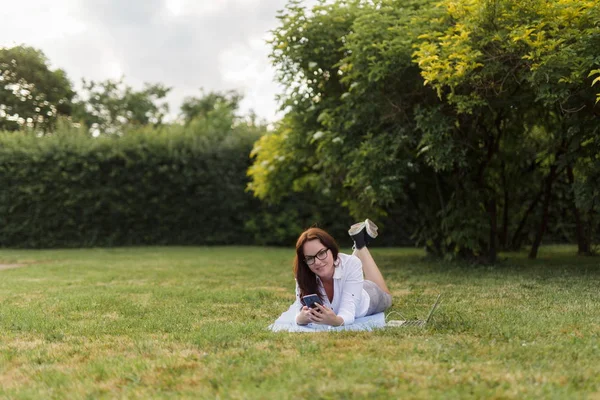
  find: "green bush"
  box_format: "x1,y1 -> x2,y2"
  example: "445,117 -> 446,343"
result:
0,121 -> 260,247
0,120 -> 412,248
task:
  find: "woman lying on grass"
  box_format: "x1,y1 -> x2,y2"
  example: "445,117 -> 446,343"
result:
292,219 -> 393,326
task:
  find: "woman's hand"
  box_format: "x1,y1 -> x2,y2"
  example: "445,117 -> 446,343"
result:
295,306 -> 313,325
308,303 -> 344,326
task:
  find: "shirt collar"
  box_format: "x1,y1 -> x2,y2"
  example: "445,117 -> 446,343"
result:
332,256 -> 343,279
333,266 -> 342,279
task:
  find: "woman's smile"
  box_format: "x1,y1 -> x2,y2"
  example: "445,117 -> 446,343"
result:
311,257 -> 335,278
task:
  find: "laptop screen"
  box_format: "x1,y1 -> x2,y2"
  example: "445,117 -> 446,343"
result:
425,294 -> 442,323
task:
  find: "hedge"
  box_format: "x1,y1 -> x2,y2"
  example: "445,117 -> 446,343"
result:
0,122 -> 367,248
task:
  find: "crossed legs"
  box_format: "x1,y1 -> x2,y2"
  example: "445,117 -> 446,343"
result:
352,245 -> 391,295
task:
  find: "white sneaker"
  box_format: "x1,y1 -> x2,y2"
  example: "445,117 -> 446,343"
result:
365,219 -> 378,239
348,221 -> 366,237
348,219 -> 379,250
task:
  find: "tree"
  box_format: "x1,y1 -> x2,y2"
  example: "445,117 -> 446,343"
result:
72,77 -> 171,135
250,0 -> 600,262
249,0 -> 467,257
414,0 -> 600,259
518,0 -> 600,257
180,89 -> 242,124
0,45 -> 75,132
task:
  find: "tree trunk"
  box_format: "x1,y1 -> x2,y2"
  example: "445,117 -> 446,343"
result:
510,189 -> 543,250
529,164 -> 560,259
567,165 -> 590,255
487,198 -> 498,263
500,161 -> 509,249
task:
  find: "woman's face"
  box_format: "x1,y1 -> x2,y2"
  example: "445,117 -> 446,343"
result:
302,239 -> 335,279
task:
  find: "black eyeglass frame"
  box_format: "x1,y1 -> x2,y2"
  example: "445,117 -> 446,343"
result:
304,248 -> 329,265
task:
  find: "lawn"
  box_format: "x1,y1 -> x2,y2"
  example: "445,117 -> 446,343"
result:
0,245 -> 599,399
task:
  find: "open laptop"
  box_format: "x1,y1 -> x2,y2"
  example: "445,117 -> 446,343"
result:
387,294 -> 442,327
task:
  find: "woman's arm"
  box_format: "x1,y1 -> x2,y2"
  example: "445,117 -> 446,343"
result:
335,256 -> 364,325
295,306 -> 312,325
293,282 -> 342,325
293,281 -> 311,325
310,303 -> 344,326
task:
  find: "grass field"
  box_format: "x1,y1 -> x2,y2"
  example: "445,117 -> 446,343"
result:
0,245 -> 599,399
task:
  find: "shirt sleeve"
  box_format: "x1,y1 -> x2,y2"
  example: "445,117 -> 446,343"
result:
335,256 -> 364,325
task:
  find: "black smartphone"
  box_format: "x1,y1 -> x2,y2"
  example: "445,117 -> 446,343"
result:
302,294 -> 322,309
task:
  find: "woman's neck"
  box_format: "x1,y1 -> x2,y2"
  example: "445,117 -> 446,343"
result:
318,272 -> 334,284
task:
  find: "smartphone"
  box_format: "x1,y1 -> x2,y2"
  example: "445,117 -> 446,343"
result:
302,294 -> 322,309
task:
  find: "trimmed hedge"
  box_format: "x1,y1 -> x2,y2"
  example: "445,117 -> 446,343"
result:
1,124 -> 249,247
0,124 -> 362,248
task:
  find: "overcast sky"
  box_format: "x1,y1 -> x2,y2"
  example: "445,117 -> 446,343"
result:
0,0 -> 316,123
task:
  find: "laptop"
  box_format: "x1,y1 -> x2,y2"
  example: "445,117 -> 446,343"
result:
387,294 -> 442,327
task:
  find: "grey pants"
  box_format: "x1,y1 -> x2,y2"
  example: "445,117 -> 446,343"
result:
364,280 -> 393,315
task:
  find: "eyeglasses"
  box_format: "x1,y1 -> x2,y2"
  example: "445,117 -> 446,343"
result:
304,248 -> 329,265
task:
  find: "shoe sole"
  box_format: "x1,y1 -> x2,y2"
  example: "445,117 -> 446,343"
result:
348,222 -> 366,236
365,219 -> 378,239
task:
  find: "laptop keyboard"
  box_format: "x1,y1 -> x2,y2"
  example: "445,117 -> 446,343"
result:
401,320 -> 426,327
387,320 -> 426,327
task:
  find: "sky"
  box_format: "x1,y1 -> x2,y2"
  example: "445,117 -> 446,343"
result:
0,0 -> 316,123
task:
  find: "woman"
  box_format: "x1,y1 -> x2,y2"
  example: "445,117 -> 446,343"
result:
292,219 -> 392,326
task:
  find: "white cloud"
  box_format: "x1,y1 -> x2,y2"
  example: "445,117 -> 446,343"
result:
165,0 -> 224,18
164,0 -> 184,16
0,0 -> 315,122
0,0 -> 86,50
219,34 -> 282,122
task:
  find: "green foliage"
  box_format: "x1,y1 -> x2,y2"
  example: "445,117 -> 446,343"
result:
0,45 -> 75,132
0,121 -> 259,247
0,117 -> 360,248
72,77 -> 171,136
0,75 -> 367,249
251,0 -> 436,215
251,0 -> 467,255
180,89 -> 242,125
251,0 -> 600,261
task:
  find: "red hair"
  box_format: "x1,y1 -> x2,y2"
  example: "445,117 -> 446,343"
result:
293,227 -> 339,304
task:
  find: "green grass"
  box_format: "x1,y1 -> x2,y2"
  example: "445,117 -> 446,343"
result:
0,245 -> 599,399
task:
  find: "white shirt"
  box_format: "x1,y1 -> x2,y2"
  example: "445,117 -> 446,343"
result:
293,253 -> 370,325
